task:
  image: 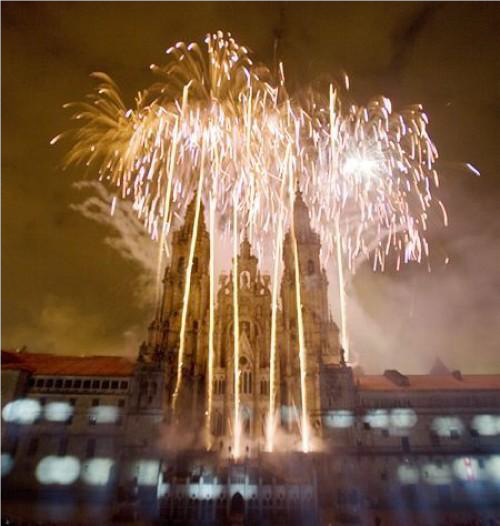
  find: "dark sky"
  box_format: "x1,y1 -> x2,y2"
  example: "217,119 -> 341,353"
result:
2,2 -> 499,373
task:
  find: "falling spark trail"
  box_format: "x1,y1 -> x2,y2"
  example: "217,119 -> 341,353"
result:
266,148 -> 289,453
232,194 -> 241,459
206,192 -> 216,449
154,119 -> 179,315
335,213 -> 349,361
288,165 -> 310,453
172,136 -> 206,412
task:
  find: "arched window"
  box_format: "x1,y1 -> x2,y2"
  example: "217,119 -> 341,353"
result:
307,259 -> 315,275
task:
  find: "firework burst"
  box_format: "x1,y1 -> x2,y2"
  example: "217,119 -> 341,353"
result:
54,31 -> 451,455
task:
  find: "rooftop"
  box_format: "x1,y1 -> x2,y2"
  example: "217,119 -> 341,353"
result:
357,373 -> 500,392
1,349 -> 134,377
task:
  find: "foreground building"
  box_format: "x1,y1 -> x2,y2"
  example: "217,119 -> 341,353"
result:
2,197 -> 500,525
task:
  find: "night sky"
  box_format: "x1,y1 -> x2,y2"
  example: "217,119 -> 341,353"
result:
2,2 -> 499,373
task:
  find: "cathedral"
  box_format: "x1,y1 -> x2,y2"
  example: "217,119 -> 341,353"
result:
142,192 -> 341,451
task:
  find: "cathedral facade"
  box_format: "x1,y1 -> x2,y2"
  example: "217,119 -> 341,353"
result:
144,193 -> 341,450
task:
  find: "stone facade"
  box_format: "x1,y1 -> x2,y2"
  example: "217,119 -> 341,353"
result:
141,193 -> 341,451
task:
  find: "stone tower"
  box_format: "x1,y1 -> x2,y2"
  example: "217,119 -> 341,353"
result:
280,192 -> 340,435
155,199 -> 210,426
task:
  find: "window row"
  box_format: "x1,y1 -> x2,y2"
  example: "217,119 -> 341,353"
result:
214,379 -> 226,395
29,377 -> 129,392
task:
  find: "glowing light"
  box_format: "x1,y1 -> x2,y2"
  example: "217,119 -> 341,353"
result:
485,455 -> 500,483
390,409 -> 417,428
363,410 -> 389,428
2,399 -> 41,425
397,464 -> 419,485
431,416 -> 464,437
232,195 -> 241,459
206,192 -> 216,448
45,402 -> 73,422
1,454 -> 14,477
36,456 -> 80,485
324,410 -> 354,429
422,462 -> 452,485
132,460 -> 160,486
471,415 -> 500,436
452,457 -> 481,482
89,405 -> 119,424
172,136 -> 207,412
81,458 -> 114,485
289,174 -> 310,453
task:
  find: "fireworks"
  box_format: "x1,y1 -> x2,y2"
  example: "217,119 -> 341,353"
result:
55,31 -> 450,455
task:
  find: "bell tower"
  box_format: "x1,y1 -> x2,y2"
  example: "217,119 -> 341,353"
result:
281,192 -> 340,433
154,199 -> 210,422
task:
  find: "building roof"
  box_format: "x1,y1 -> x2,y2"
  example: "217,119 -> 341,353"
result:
358,373 -> 500,392
1,350 -> 134,377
